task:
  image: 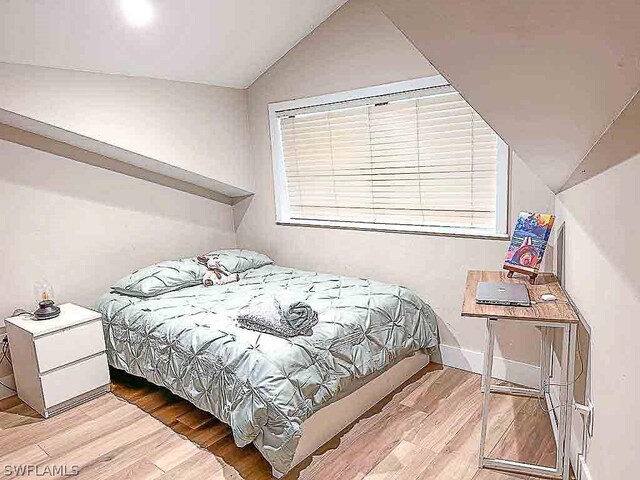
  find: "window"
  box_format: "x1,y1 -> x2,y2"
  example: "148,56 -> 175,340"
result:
269,76 -> 509,237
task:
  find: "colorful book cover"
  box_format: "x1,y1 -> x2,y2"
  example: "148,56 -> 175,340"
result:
504,212 -> 555,274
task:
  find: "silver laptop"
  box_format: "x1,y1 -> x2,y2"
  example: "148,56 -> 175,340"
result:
476,282 -> 531,307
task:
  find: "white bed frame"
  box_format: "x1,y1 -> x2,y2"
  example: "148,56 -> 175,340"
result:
272,351 -> 430,478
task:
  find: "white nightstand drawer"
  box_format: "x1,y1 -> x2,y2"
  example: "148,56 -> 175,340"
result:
35,319 -> 106,373
41,353 -> 109,408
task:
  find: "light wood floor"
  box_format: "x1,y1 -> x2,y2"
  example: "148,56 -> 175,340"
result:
0,365 -> 563,480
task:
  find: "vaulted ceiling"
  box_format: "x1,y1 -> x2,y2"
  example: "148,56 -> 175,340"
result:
0,0 -> 347,88
562,89 -> 640,191
377,0 -> 640,192
2,0 -> 638,194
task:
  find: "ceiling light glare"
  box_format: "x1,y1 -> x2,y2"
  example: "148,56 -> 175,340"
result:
120,0 -> 154,27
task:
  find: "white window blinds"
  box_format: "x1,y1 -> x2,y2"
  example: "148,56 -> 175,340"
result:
273,82 -> 508,234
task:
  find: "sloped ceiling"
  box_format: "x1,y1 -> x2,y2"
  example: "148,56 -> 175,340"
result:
0,0 -> 347,88
562,90 -> 640,191
376,0 -> 640,192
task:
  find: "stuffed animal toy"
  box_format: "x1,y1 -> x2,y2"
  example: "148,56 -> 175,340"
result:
197,255 -> 239,287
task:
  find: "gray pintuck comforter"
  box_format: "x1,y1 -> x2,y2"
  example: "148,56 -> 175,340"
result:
97,264 -> 438,474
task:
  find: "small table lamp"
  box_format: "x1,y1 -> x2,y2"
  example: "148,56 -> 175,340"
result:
33,279 -> 61,320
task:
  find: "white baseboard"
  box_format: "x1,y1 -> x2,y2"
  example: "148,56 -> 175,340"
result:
547,377 -> 593,480
577,456 -> 593,480
434,344 -> 540,388
0,373 -> 15,400
570,411 -> 595,480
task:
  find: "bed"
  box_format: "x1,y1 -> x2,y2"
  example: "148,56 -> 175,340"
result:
97,251 -> 439,477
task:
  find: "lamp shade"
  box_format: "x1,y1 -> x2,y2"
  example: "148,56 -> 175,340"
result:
34,279 -> 55,304
33,279 -> 60,320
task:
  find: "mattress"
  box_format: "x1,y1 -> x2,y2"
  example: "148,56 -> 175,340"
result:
97,264 -> 438,473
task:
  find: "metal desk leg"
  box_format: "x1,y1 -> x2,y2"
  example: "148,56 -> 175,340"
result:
560,323 -> 577,480
539,326 -> 551,396
479,321 -> 576,480
478,317 -> 497,468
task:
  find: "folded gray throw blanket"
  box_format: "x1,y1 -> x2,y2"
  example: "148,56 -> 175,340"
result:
237,295 -> 319,338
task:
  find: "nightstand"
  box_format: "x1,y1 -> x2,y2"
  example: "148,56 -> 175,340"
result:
5,303 -> 110,418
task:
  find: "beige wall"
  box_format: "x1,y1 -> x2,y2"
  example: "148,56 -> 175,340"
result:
0,63 -> 253,192
555,155 -> 640,480
237,0 -> 555,367
0,139 -> 236,318
0,0 -> 633,473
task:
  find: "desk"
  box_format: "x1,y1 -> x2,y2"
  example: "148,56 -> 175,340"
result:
462,271 -> 579,480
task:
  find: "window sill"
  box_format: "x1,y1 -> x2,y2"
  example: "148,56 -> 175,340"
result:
276,220 -> 510,240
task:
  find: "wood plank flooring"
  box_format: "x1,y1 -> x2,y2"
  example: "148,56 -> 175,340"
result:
0,365 -> 563,480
